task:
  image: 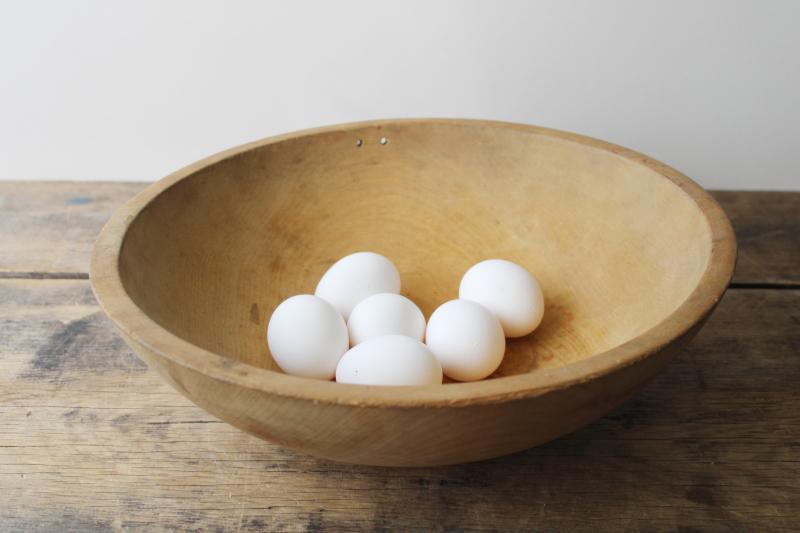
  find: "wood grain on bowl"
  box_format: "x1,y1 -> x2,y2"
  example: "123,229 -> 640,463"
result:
89,119 -> 736,466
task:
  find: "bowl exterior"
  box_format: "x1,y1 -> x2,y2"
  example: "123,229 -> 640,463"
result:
118,318 -> 707,467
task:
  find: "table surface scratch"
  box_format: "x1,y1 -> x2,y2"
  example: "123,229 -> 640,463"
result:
0,181 -> 798,532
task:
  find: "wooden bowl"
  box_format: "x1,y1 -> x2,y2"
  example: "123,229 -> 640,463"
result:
91,119 -> 736,466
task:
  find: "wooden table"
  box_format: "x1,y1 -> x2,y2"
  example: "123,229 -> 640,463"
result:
1,182 -> 798,532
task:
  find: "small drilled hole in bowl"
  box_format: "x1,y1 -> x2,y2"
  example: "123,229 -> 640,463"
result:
355,138 -> 363,147
379,136 -> 388,145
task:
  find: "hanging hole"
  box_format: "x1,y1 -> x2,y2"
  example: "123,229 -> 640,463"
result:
379,136 -> 388,145
355,138 -> 363,147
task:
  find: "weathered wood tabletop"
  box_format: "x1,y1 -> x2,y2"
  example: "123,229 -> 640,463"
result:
1,182 -> 798,532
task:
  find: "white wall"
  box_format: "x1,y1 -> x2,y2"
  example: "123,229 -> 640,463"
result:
1,0 -> 798,189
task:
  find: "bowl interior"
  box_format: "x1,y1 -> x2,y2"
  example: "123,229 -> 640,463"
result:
119,122 -> 712,379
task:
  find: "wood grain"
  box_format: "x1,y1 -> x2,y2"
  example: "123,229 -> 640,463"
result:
1,182 -> 797,288
90,119 -> 736,465
1,279 -> 797,531
0,181 -> 147,277
0,176 -> 796,525
712,191 -> 800,287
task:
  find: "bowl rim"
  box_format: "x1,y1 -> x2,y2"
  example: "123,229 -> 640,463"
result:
90,118 -> 737,408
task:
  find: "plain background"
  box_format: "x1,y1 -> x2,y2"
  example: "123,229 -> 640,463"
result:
1,0 -> 798,190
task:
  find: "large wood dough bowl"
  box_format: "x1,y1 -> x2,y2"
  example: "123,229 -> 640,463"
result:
91,119 -> 736,466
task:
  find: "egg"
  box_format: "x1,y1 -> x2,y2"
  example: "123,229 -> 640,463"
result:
266,294 -> 348,380
347,293 -> 426,345
459,259 -> 545,337
315,252 -> 401,319
425,299 -> 505,381
335,335 -> 443,386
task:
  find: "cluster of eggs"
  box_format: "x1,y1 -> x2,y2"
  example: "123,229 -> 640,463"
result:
267,252 -> 544,386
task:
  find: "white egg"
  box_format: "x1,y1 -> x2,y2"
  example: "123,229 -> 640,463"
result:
425,299 -> 505,382
266,294 -> 348,380
347,293 -> 426,345
335,335 -> 443,386
459,259 -> 545,338
315,252 -> 401,320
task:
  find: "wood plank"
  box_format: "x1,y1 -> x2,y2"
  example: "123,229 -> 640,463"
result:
1,183 -> 798,286
1,280 -> 797,531
712,191 -> 800,286
0,181 -> 147,276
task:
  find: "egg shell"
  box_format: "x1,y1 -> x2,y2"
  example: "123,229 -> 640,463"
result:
267,294 -> 349,380
459,259 -> 545,337
425,299 -> 505,382
315,252 -> 401,320
335,335 -> 443,386
347,293 -> 426,345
